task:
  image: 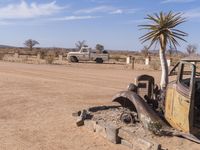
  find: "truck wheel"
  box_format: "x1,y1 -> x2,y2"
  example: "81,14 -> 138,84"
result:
96,58 -> 103,63
70,56 -> 79,63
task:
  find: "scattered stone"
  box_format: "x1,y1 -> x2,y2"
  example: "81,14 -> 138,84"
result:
95,120 -> 107,138
76,109 -> 88,127
76,118 -> 84,126
74,106 -> 162,149
84,120 -> 96,132
118,128 -> 161,150
105,122 -> 120,144
121,139 -> 133,149
72,111 -> 81,117
118,128 -> 136,143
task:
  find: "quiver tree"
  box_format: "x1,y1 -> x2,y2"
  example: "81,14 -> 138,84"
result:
139,11 -> 187,99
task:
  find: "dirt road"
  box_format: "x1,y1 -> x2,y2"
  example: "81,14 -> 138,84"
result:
0,62 -> 199,150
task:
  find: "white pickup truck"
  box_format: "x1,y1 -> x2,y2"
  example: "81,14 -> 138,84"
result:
67,46 -> 109,63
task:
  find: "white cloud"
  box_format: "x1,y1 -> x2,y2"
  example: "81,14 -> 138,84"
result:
184,8 -> 200,18
51,15 -> 99,21
110,9 -> 123,14
0,1 -> 64,20
75,6 -> 139,15
162,0 -> 195,4
123,19 -> 147,25
75,6 -> 114,14
126,9 -> 139,14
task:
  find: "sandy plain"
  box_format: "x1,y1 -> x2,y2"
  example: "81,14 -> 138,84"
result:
0,61 -> 199,150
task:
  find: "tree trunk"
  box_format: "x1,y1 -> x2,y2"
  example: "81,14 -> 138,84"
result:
159,48 -> 168,101
30,46 -> 32,51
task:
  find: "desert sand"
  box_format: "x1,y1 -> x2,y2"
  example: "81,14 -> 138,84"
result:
0,61 -> 199,150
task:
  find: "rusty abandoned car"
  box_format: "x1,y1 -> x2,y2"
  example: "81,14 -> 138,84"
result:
112,58 -> 200,143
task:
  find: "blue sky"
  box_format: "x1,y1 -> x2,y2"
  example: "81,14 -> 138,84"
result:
0,0 -> 200,51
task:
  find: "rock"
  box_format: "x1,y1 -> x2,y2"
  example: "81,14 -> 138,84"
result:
95,121 -> 107,138
76,117 -> 84,126
84,120 -> 96,132
80,109 -> 88,119
118,128 -> 135,143
118,128 -> 161,150
105,122 -> 120,144
76,110 -> 88,127
121,139 -> 133,149
72,111 -> 81,117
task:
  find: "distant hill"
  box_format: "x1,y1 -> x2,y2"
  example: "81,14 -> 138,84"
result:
149,49 -> 185,55
0,45 -> 16,48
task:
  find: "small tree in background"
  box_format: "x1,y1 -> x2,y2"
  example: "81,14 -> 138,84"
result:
24,39 -> 39,51
186,44 -> 197,55
141,46 -> 149,57
167,45 -> 175,58
75,40 -> 86,50
96,44 -> 104,53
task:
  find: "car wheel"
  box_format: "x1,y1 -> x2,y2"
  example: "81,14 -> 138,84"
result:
96,58 -> 103,63
70,56 -> 79,63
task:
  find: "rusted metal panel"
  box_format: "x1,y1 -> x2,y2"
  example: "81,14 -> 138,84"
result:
112,91 -> 166,129
165,84 -> 190,133
135,75 -> 155,99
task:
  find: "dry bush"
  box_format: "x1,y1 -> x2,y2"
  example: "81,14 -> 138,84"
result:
39,50 -> 46,59
150,60 -> 160,70
171,57 -> 181,66
0,53 -> 5,60
111,55 -> 121,61
46,51 -> 55,64
135,57 -> 145,64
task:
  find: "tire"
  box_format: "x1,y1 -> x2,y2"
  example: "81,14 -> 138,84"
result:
70,56 -> 79,63
96,58 -> 103,64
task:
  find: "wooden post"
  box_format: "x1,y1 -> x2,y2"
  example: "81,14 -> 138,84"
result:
167,58 -> 171,67
145,56 -> 150,65
37,53 -> 41,60
126,56 -> 132,64
14,52 -> 19,59
59,55 -> 63,61
132,57 -> 135,70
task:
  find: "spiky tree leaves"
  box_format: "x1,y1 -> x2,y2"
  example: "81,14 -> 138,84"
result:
139,11 -> 187,97
139,12 -> 187,50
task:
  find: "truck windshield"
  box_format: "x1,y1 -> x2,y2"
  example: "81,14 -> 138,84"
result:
82,49 -> 88,52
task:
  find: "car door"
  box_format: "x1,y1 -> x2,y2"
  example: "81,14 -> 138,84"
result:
81,48 -> 90,61
165,61 -> 196,132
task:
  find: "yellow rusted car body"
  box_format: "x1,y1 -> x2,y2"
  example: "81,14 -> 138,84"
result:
165,60 -> 200,135
112,58 -> 200,142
